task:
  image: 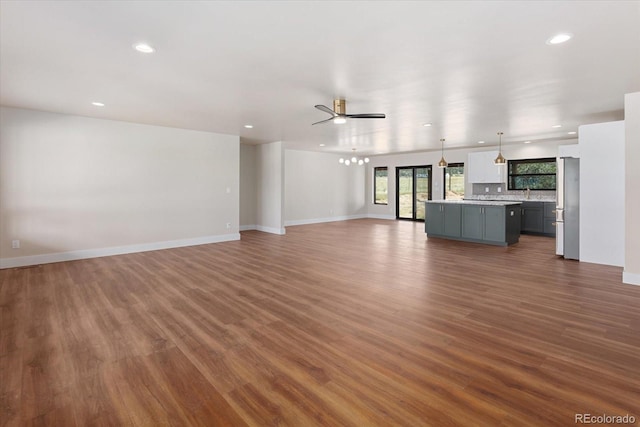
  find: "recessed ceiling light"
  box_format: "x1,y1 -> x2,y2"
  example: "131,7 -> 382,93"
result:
91,102 -> 105,107
524,141 -> 532,144
552,124 -> 562,128
423,123 -> 432,127
243,124 -> 253,129
546,33 -> 573,45
568,131 -> 577,135
319,144 -> 325,147
478,140 -> 485,144
133,43 -> 155,53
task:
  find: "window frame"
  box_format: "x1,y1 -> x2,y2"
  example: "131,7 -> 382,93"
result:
443,162 -> 465,199
395,165 -> 432,221
373,166 -> 388,205
507,157 -> 557,191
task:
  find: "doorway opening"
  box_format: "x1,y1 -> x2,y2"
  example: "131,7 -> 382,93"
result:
396,165 -> 432,221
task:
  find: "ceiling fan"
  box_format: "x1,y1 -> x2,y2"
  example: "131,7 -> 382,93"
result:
313,99 -> 386,125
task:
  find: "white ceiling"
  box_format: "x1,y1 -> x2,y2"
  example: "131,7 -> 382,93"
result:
1,1 -> 639,155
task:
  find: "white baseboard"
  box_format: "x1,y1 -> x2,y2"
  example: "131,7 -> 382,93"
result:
240,224 -> 285,235
248,215 -> 396,234
255,225 -> 286,235
0,233 -> 241,269
285,215 -> 367,227
623,271 -> 640,286
366,214 -> 396,220
284,214 -> 396,227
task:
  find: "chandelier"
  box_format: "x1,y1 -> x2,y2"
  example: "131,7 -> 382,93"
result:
339,148 -> 370,166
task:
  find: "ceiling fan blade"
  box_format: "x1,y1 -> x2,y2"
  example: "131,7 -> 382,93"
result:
345,113 -> 386,119
311,117 -> 336,125
315,105 -> 337,116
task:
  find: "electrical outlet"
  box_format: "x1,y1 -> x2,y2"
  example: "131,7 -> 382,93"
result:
226,187 -> 231,194
12,239 -> 20,249
497,186 -> 502,192
226,222 -> 231,229
485,187 -> 489,193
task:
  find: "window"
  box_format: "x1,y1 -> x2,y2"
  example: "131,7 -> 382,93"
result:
508,158 -> 557,190
374,167 -> 388,204
444,163 -> 464,200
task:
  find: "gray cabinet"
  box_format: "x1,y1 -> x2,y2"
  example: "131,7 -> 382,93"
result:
426,202 -> 520,246
443,205 -> 462,237
462,205 -> 506,243
543,202 -> 556,218
521,201 -> 556,237
543,218 -> 556,235
483,206 -> 506,242
543,202 -> 556,236
521,202 -> 544,233
425,203 -> 445,235
461,205 -> 483,240
425,203 -> 461,237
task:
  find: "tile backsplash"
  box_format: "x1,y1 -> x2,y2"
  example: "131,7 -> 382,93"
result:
468,183 -> 556,201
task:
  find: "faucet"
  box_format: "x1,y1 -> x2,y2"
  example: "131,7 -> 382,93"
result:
525,187 -> 530,200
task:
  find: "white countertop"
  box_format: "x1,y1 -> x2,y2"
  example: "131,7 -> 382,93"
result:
426,200 -> 522,206
464,197 -> 556,203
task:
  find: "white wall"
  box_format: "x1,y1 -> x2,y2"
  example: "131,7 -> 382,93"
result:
579,121 -> 625,267
366,139 -> 567,218
284,150 -> 366,225
255,141 -> 285,234
624,92 -> 640,285
0,107 -> 240,268
239,143 -> 257,229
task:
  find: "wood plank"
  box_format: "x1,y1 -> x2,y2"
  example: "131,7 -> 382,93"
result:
1,219 -> 639,425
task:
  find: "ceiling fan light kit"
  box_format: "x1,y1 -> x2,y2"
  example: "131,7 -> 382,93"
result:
316,99 -> 383,165
313,99 -> 386,125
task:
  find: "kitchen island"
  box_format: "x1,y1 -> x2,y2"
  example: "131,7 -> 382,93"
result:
425,200 -> 522,246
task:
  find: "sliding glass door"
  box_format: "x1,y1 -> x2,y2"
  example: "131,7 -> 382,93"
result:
396,165 -> 432,221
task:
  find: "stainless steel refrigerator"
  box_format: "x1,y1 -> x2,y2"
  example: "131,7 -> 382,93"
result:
555,157 -> 579,259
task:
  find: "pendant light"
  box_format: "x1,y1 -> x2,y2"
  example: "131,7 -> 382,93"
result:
494,131 -> 506,165
438,138 -> 447,168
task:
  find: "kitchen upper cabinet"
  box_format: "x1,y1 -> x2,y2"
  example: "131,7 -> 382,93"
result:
467,151 -> 507,183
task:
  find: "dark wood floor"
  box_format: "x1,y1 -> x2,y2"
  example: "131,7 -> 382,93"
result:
1,219 -> 639,426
